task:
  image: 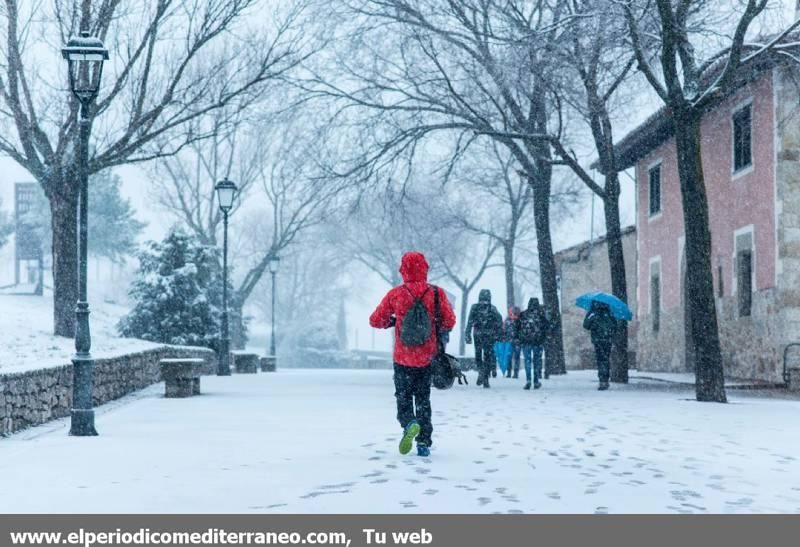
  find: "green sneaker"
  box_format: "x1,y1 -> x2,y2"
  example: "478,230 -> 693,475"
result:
399,421 -> 421,455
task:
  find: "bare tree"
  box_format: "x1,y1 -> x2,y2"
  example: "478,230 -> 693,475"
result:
449,142 -> 533,311
435,237 -> 499,356
248,226 -> 352,356
0,0 -> 312,336
151,113 -> 261,246
306,0 -> 578,374
545,0 -> 637,383
622,0 -> 799,401
336,185 -> 457,287
155,108 -> 350,346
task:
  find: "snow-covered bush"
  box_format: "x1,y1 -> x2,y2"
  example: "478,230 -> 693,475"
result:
118,230 -> 227,349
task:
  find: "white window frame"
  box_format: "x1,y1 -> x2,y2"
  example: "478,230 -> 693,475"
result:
731,98 -> 754,180
647,159 -> 663,221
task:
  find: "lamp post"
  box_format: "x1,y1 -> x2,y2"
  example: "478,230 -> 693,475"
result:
215,179 -> 238,376
62,31 -> 108,437
268,255 -> 280,357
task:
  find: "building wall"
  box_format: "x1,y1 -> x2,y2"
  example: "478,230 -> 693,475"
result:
774,64 -> 800,372
557,228 -> 637,370
634,67 -> 799,381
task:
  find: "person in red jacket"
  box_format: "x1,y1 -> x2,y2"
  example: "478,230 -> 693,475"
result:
369,251 -> 456,457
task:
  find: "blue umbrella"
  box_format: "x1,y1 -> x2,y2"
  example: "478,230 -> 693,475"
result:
576,291 -> 633,321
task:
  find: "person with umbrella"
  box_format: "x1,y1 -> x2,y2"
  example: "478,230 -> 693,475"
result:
577,292 -> 632,391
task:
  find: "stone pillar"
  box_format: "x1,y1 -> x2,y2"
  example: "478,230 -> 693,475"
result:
260,356 -> 277,372
160,358 -> 203,398
233,352 -> 259,374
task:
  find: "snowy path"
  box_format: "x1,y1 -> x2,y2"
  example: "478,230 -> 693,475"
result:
1,369 -> 799,513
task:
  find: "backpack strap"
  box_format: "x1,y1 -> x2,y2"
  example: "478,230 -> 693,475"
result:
433,286 -> 444,354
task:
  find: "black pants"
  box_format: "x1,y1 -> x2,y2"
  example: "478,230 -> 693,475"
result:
595,341 -> 612,383
474,336 -> 496,384
393,363 -> 433,447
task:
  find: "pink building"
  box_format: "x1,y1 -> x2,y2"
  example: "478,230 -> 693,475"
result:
613,60 -> 800,382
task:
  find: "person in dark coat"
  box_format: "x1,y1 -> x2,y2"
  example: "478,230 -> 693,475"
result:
465,289 -> 503,388
518,298 -> 548,390
583,301 -> 617,391
370,251 -> 457,456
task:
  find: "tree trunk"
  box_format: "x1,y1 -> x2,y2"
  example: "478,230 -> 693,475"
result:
50,183 -> 79,338
673,109 -> 726,403
459,286 -> 469,356
230,301 -> 246,350
531,178 -> 566,376
603,174 -> 629,383
503,241 -> 515,311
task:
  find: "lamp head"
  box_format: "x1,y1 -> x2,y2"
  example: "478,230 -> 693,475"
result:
62,31 -> 108,104
215,179 -> 238,212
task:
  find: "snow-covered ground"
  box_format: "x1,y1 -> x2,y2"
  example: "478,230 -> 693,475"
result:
1,369 -> 799,513
0,293 -> 158,374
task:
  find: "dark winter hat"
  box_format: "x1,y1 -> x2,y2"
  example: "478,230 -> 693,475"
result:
479,289 -> 492,303
528,297 -> 540,309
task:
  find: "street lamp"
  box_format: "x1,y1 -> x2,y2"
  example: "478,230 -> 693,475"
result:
215,179 -> 238,376
62,31 -> 108,437
268,255 -> 280,357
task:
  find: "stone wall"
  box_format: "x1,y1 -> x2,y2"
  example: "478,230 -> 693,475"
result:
635,297 -> 686,374
555,227 -> 637,370
636,289 -> 783,381
0,346 -> 216,436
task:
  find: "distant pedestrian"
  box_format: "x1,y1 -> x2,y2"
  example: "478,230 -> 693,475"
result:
583,301 -> 617,391
369,251 -> 456,457
465,289 -> 503,388
499,306 -> 521,378
518,298 -> 548,390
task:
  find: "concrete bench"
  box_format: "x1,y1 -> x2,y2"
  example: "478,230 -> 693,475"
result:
232,351 -> 259,374
160,358 -> 204,398
260,356 -> 277,372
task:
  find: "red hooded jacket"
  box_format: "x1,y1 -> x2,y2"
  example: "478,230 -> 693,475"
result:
369,252 -> 456,367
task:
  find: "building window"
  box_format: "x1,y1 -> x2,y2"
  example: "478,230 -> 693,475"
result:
650,269 -> 661,333
648,164 -> 661,216
737,250 -> 753,317
733,104 -> 752,172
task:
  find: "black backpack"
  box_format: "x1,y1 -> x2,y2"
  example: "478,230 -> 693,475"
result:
399,286 -> 432,346
473,304 -> 501,335
519,310 -> 544,344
